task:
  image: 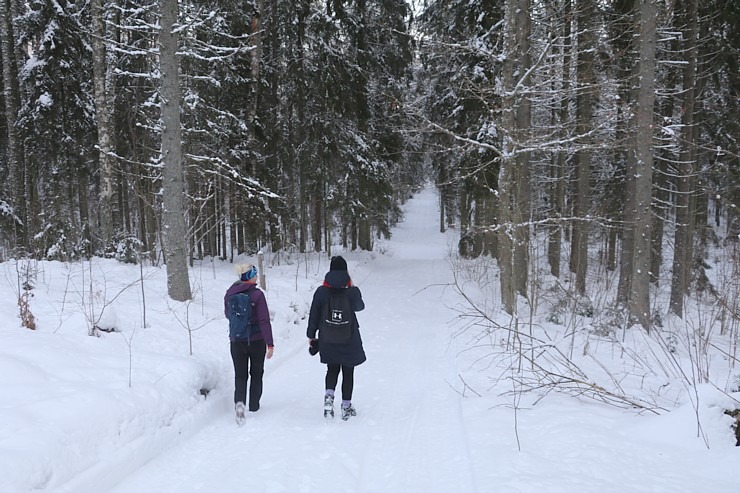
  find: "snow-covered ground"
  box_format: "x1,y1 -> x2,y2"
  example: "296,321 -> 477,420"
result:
1,187 -> 738,493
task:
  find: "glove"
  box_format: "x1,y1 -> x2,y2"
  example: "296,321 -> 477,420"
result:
308,339 -> 319,356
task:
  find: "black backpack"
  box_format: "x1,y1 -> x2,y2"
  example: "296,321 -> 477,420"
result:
227,287 -> 261,342
319,289 -> 353,344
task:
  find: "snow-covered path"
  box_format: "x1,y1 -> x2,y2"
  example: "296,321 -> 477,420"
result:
104,188 -> 477,493
6,187 -> 737,493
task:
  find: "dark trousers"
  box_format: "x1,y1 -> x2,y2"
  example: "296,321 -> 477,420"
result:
230,340 -> 266,411
325,364 -> 355,401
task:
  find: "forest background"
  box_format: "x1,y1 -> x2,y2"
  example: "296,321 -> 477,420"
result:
0,1 -> 738,371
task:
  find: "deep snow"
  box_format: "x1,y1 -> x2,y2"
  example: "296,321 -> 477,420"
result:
0,187 -> 738,493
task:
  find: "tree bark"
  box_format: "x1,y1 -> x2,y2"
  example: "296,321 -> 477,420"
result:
548,0 -> 571,279
0,0 -> 26,247
627,0 -> 657,329
512,0 -> 531,299
498,0 -> 526,314
247,2 -> 263,174
669,0 -> 698,317
571,0 -> 595,296
160,0 -> 192,301
91,0 -> 115,251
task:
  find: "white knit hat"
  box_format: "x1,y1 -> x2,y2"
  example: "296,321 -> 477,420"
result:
235,263 -> 257,281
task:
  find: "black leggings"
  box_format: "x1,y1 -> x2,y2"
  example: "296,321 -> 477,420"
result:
325,364 -> 354,401
230,340 -> 266,411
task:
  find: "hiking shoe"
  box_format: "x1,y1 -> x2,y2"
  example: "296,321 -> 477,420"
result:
341,404 -> 357,421
324,394 -> 334,418
235,402 -> 246,426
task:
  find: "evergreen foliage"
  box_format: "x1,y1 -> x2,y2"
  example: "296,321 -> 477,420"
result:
0,0 -> 737,324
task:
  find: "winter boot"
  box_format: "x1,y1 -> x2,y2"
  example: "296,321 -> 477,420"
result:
235,402 -> 246,426
341,404 -> 357,421
324,393 -> 335,418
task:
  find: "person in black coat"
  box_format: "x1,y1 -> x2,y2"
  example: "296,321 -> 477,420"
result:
307,256 -> 365,420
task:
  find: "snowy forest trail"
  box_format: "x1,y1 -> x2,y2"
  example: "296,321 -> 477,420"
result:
105,188 -> 479,493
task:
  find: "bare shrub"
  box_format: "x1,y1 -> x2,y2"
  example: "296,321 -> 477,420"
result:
15,260 -> 37,330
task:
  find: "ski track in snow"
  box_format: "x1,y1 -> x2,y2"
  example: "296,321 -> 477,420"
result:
98,188 -> 478,493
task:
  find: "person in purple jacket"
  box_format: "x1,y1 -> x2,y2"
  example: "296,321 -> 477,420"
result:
224,263 -> 274,425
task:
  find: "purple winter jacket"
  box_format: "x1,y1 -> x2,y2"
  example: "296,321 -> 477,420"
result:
224,281 -> 274,346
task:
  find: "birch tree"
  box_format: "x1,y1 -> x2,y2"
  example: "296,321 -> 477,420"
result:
91,0 -> 115,250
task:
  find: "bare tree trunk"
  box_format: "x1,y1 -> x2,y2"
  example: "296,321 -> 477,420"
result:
439,191 -> 445,233
313,193 -> 322,252
0,0 -> 26,248
91,0 -> 115,251
669,0 -> 698,317
77,166 -> 91,256
617,12 -> 639,308
498,0 -> 518,315
548,0 -> 571,279
160,0 -> 192,301
627,0 -> 657,329
612,1 -> 635,300
438,163 -> 448,233
228,185 -> 236,260
651,90 -> 674,285
218,177 -> 226,259
247,2 -> 263,176
458,185 -> 471,257
513,0 -> 531,299
299,169 -> 307,252
571,0 -> 595,296
482,169 -> 498,258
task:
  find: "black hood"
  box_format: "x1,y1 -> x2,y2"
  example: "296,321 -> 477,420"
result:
324,270 -> 351,288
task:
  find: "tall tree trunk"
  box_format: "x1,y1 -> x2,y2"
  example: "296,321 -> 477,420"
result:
617,6 -> 639,307
612,0 -> 635,295
439,191 -> 446,233
160,0 -> 192,301
626,0 -> 657,329
482,168 -> 498,258
571,0 -> 595,296
137,172 -> 149,253
498,0 -> 518,315
313,193 -> 322,252
458,184 -> 472,257
0,0 -> 26,248
295,5 -> 308,255
77,166 -> 91,256
548,0 -> 571,279
228,186 -> 236,260
669,0 -> 698,317
650,90 -> 674,285
247,1 -> 263,176
512,0 -> 531,299
438,163 -> 448,233
359,219 -> 372,251
91,0 -> 115,251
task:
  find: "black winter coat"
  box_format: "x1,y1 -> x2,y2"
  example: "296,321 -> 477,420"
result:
307,270 -> 366,366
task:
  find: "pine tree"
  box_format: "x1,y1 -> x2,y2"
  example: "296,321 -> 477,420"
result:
16,0 -> 96,259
